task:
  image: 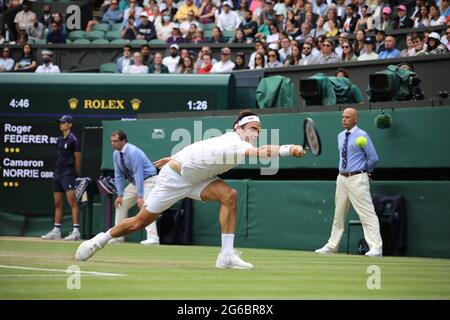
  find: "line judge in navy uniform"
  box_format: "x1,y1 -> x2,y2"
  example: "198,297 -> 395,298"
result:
315,108 -> 383,257
42,115 -> 82,241
110,130 -> 160,245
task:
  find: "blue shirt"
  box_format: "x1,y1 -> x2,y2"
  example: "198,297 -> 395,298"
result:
55,132 -> 80,177
378,48 -> 401,59
113,143 -> 157,197
338,126 -> 378,173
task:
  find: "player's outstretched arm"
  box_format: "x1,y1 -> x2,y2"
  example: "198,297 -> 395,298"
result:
245,145 -> 306,158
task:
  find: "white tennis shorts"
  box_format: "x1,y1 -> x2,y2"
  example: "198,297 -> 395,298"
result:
144,164 -> 219,214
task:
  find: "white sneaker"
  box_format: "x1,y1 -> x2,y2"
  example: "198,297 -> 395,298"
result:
108,237 -> 124,244
75,232 -> 105,261
215,250 -> 254,270
365,249 -> 382,257
314,245 -> 337,254
64,230 -> 81,241
140,237 -> 160,246
41,229 -> 61,240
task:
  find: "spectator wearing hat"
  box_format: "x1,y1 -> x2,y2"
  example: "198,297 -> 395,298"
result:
374,29 -> 386,54
340,4 -> 359,33
163,44 -> 181,73
357,37 -> 378,61
102,0 -> 124,24
167,24 -> 186,44
425,32 -> 449,54
217,1 -> 241,32
396,5 -> 414,29
13,0 -> 36,38
123,52 -> 149,73
378,35 -> 400,59
148,52 -> 170,73
371,0 -> 390,30
380,7 -> 397,31
0,47 -> 14,72
174,0 -> 200,22
35,50 -> 60,73
210,47 -> 235,73
41,115 -> 81,241
136,11 -> 157,41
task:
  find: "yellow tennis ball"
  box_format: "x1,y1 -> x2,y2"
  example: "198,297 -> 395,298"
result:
356,136 -> 368,147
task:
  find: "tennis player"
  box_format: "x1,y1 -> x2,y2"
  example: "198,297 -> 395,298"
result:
76,110 -> 306,269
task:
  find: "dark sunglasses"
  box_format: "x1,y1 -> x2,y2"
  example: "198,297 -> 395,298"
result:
343,46 -> 350,48
323,44 -> 331,47
268,54 -> 276,57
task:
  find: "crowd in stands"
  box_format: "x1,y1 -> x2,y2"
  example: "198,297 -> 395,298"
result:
1,0 -> 449,73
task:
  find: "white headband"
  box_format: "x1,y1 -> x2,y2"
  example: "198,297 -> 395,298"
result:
234,115 -> 261,129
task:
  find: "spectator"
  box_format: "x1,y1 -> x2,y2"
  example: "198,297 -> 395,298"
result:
301,1 -> 318,27
232,28 -> 247,43
400,33 -> 416,57
198,0 -> 216,25
0,47 -> 14,72
335,67 -> 349,78
355,5 -> 374,32
217,2 -> 241,32
194,45 -> 217,72
425,31 -> 449,54
177,55 -> 195,73
396,5 -> 413,29
157,11 -> 175,40
240,9 -> 258,40
357,37 -> 378,61
14,43 -> 37,71
259,0 -> 276,26
51,13 -> 67,35
340,4 -> 359,33
136,11 -> 157,41
192,28 -> 207,43
266,22 -> 281,43
140,44 -> 154,66
198,53 -> 213,73
211,47 -> 235,73
123,52 -> 149,73
380,7 -> 397,31
409,0 -> 424,20
237,0 -> 249,21
161,0 -> 178,19
46,21 -> 66,44
314,38 -> 341,64
14,0 -> 36,37
341,41 -> 357,62
353,30 -> 366,56
295,21 -> 312,41
314,35 -> 326,55
180,10 -> 199,36
121,15 -> 138,40
162,43 -> 181,73
275,10 -> 286,31
442,0 -> 450,19
233,51 -> 248,70
374,29 -> 386,54
313,0 -> 328,18
429,4 -> 446,26
116,45 -> 133,73
299,41 -> 316,66
413,5 -> 430,28
266,49 -> 283,68
285,43 -> 301,66
252,52 -> 266,69
325,18 -> 339,37
444,26 -> 450,51
26,14 -> 45,41
39,3 -> 53,32
413,33 -> 427,55
148,52 -> 170,73
285,19 -> 301,39
324,6 -> 339,33
167,24 -> 185,44
124,0 -> 143,20
335,32 -> 348,57
311,16 -> 327,38
102,0 -> 124,24
208,27 -> 227,43
378,35 -> 400,59
278,36 -> 291,63
248,39 -> 266,69
35,50 -> 60,73
335,0 -> 346,19
174,0 -> 200,22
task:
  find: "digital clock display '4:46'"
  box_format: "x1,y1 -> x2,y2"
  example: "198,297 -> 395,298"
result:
187,100 -> 208,111
9,99 -> 30,108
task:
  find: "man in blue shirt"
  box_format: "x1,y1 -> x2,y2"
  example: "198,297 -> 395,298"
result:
378,35 -> 401,59
110,130 -> 160,245
42,115 -> 81,241
315,108 -> 383,257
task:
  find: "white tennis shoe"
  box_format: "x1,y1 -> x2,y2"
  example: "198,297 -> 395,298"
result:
41,229 -> 61,240
314,245 -> 337,254
140,236 -> 160,246
215,250 -> 254,269
64,230 -> 80,241
365,249 -> 383,257
75,232 -> 105,261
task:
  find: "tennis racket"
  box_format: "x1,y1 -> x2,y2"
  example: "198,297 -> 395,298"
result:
302,118 -> 322,156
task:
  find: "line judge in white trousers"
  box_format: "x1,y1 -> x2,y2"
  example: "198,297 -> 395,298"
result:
110,130 -> 160,245
315,108 -> 383,257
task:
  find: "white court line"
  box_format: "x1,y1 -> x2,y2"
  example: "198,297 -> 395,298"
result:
0,265 -> 127,277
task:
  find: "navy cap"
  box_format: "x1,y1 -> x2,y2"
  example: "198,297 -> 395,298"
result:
57,115 -> 74,123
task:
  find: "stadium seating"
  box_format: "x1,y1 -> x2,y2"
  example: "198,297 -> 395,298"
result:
69,30 -> 85,41
105,30 -> 121,41
84,30 -> 106,41
92,23 -> 111,33
99,62 -> 117,73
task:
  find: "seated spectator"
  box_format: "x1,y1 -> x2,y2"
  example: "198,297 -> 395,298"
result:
198,53 -> 213,73
256,17 -> 272,38
298,42 -> 315,66
358,37 -> 378,61
26,15 -> 45,41
161,0 -> 178,19
140,44 -> 154,66
193,45 -> 217,72
396,5 -> 413,29
413,5 -> 430,28
116,44 -> 132,73
210,47 -> 235,73
266,22 -> 281,44
304,36 -> 320,57
35,50 -> 60,73
335,67 -> 349,78
335,32 -> 349,57
429,4 -> 446,26
167,24 -> 185,44
176,55 -> 195,73
174,0 -> 199,22
46,22 -> 66,44
275,10 -> 286,31
278,36 -> 291,64
208,27 -> 227,43
259,0 -> 276,26
16,26 -> 29,46
313,0 -> 328,18
162,43 -> 181,73
425,32 -> 449,54
355,5 -> 373,33
233,51 -> 248,70
266,49 -> 283,68
285,19 -> 301,39
248,39 -> 266,69
341,41 -> 357,62
123,52 -> 148,73
14,0 -> 36,37
311,16 -> 327,38
400,33 -> 416,57
240,9 -> 258,40
314,38 -> 341,64
232,29 -> 247,43
378,35 -> 400,59
136,12 -> 157,41
40,3 -> 53,32
295,21 -> 312,41
340,4 -> 359,33
323,7 -> 340,33
14,43 -> 37,71
444,26 -> 450,51
198,0 -> 216,25
217,2 -> 241,31
183,23 -> 198,43
325,18 -> 339,37
124,0 -> 143,20
148,52 -> 170,73
180,10 -> 199,36
252,52 -> 266,69
380,7 -> 397,31
157,12 -> 175,40
284,43 -> 301,66
374,29 -> 386,54
121,15 -> 138,40
413,33 -> 427,56
0,47 -> 14,72
102,0 -> 124,24
192,28 -> 207,43
353,30 -> 366,56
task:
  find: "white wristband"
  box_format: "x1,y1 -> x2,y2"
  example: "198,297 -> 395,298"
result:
279,145 -> 294,157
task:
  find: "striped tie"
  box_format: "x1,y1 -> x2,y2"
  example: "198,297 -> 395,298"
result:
341,131 -> 351,170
